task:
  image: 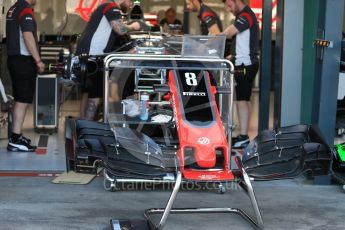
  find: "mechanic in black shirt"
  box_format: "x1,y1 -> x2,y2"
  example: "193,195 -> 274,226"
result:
220,0 -> 260,148
185,0 -> 222,35
6,0 -> 45,152
76,0 -> 147,120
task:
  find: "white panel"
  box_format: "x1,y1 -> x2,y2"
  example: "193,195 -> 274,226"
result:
281,0 -> 305,126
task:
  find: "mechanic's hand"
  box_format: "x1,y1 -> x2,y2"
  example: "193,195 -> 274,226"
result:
128,20 -> 151,32
137,20 -> 151,31
129,21 -> 141,31
37,61 -> 45,74
139,21 -> 151,31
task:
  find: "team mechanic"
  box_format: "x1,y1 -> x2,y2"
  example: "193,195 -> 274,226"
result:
220,0 -> 260,148
76,0 -> 147,120
185,0 -> 222,35
6,0 -> 45,152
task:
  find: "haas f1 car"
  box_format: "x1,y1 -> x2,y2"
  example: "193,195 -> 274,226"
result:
58,35 -> 331,230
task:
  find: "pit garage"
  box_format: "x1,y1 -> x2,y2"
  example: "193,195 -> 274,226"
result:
0,1 -> 345,229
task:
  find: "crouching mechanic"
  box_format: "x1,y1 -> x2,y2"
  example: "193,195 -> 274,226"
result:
76,0 -> 148,120
6,0 -> 45,152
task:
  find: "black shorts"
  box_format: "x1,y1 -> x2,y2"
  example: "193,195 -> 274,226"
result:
7,55 -> 37,103
234,63 -> 259,101
81,70 -> 104,98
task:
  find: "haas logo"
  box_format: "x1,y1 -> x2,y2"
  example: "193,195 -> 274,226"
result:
75,0 -> 106,22
197,137 -> 210,145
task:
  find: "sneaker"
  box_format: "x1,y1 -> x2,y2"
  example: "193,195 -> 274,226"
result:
21,136 -> 31,144
7,135 -> 36,152
232,135 -> 250,149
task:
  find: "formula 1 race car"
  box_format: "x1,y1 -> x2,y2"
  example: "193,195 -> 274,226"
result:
60,35 -> 264,229
59,33 -> 332,229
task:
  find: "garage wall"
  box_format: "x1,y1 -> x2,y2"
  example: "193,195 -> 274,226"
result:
0,2 -> 3,40
35,0 -> 86,35
1,0 -> 16,39
1,0 -> 233,37
141,0 -> 232,35
146,0 -> 233,35
36,0 -> 232,36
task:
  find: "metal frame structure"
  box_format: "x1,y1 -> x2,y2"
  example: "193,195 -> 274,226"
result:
103,54 -> 234,129
103,54 -> 235,158
144,157 -> 263,230
102,54 -> 263,229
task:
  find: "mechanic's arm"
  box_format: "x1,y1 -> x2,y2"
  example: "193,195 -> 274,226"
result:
23,31 -> 45,73
110,19 -> 141,36
220,24 -> 239,38
208,24 -> 222,35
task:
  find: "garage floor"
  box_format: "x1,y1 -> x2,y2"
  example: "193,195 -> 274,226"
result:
0,99 -> 79,173
0,176 -> 344,230
0,92 -> 344,229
